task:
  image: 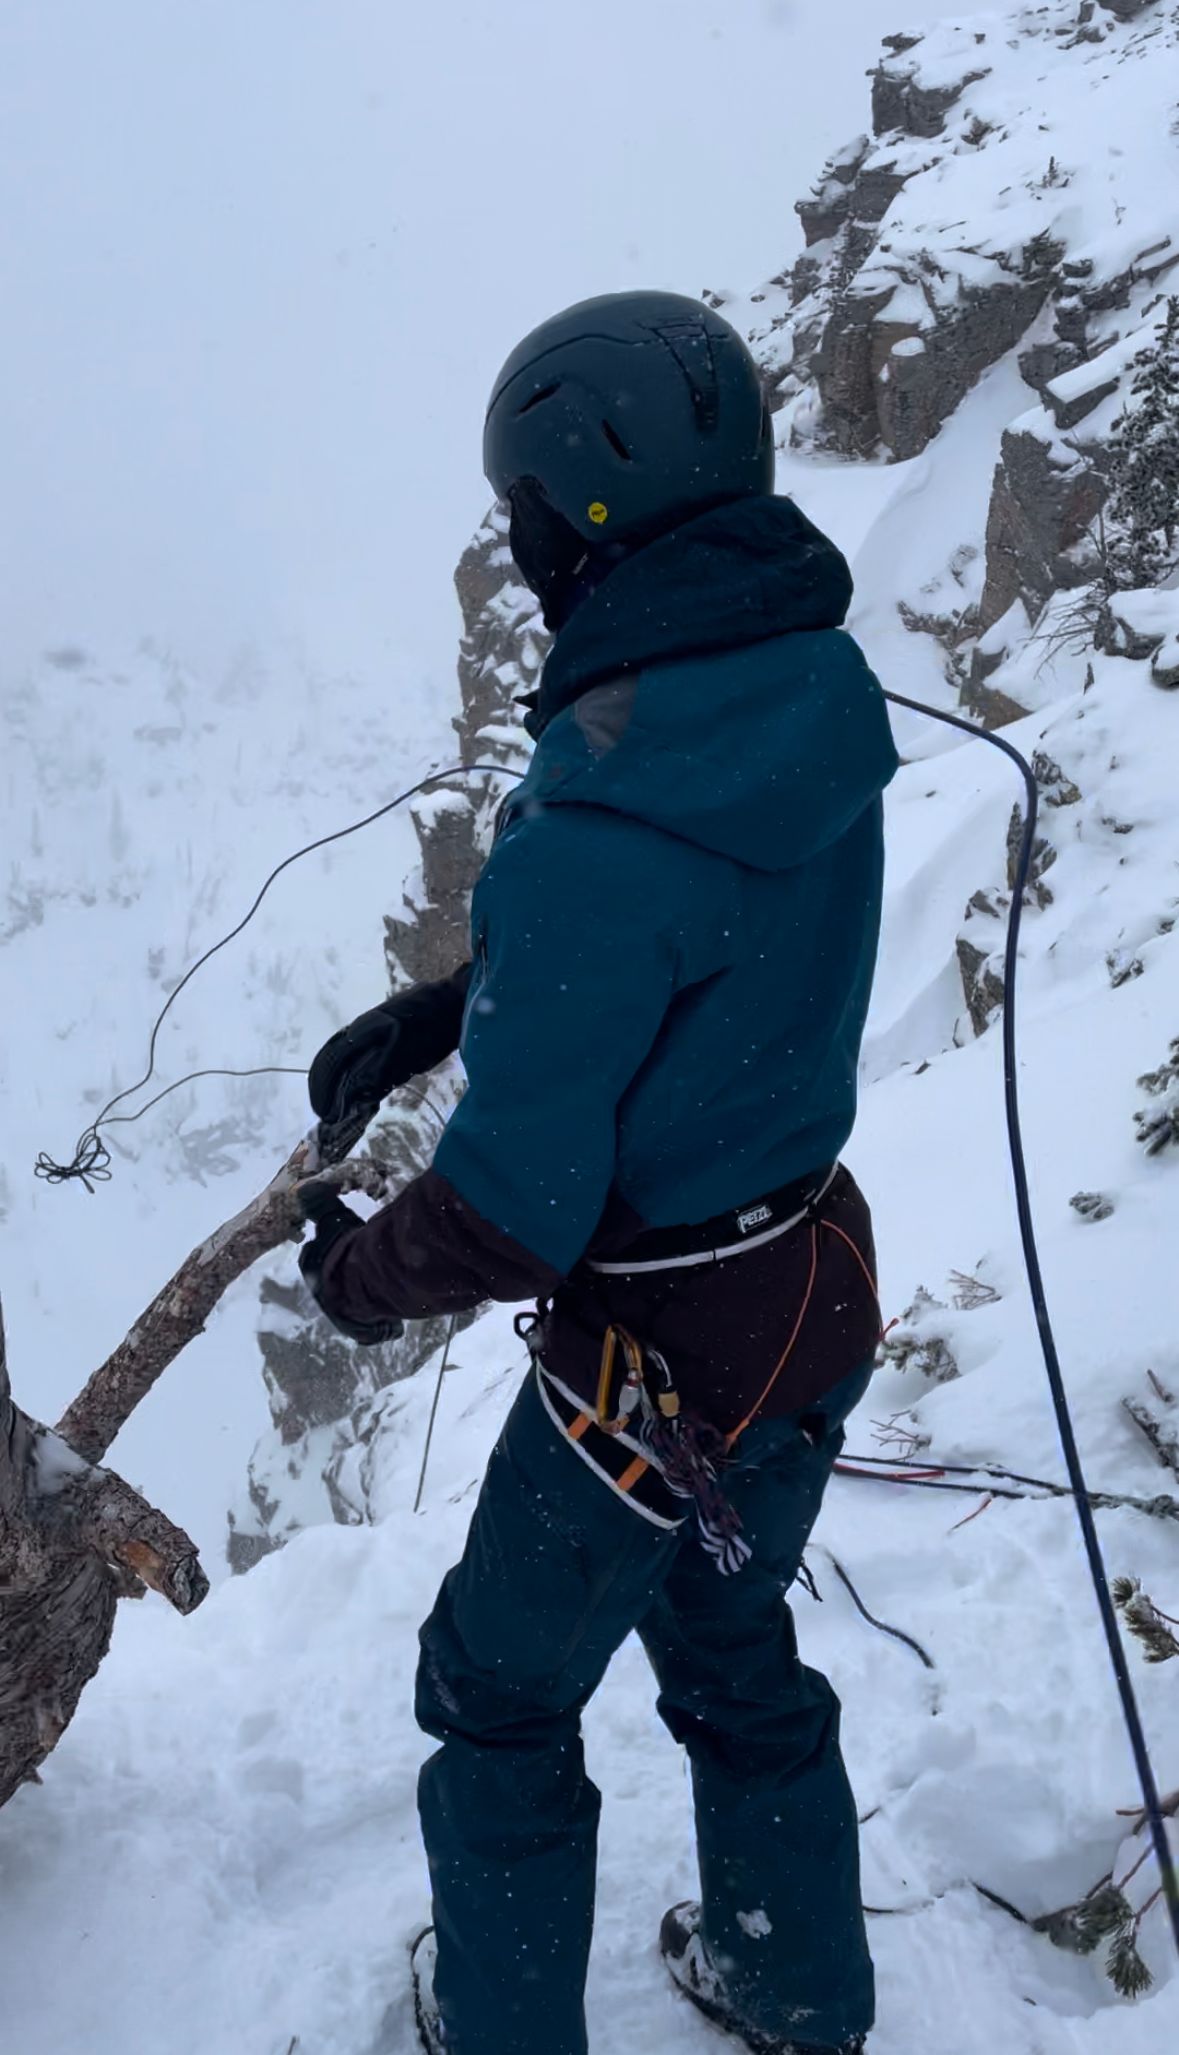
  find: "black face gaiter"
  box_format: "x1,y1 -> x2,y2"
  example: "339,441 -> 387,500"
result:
507,479 -> 621,632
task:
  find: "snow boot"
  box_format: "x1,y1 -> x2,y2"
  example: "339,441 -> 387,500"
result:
410,1928 -> 445,2055
660,1903 -> 866,2055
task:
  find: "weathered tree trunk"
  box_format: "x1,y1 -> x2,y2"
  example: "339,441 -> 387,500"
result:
1,1137 -> 389,1809
1,1298 -> 125,1807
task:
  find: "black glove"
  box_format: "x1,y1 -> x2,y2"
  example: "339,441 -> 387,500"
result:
297,1182 -> 405,1346
308,964 -> 473,1124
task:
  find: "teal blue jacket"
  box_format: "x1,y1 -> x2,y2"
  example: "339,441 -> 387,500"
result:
428,497 -> 899,1275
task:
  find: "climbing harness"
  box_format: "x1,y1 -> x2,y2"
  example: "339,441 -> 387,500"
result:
532,1356 -> 685,1533
586,1164 -> 840,1273
562,1164 -> 875,1573
648,1201 -> 873,1575
531,1175 -> 883,1582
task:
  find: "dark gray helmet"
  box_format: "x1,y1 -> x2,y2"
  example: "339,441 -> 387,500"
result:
484,290 -> 774,549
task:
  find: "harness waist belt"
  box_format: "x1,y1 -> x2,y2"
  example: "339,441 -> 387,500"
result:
587,1163 -> 839,1276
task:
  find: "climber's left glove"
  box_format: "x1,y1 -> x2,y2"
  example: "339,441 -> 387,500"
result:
297,1181 -> 405,1347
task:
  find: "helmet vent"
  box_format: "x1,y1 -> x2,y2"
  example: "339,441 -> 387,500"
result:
601,419 -> 633,462
649,319 -> 720,435
516,383 -> 560,417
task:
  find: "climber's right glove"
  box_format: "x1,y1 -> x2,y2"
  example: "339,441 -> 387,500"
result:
307,963 -> 473,1125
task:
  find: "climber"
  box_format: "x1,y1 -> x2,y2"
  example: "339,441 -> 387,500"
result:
298,290 -> 899,2055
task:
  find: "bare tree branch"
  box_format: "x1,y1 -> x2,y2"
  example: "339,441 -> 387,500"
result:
1123,1397 -> 1179,1482
57,1144 -> 391,1465
31,1428 -> 209,1615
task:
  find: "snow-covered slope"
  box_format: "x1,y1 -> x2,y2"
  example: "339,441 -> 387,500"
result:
4,3 -> 1179,2051
10,427 -> 1179,2042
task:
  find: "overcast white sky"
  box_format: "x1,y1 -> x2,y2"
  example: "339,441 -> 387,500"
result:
0,1 -> 948,697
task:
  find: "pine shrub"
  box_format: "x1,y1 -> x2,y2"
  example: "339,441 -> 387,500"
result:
1104,297 -> 1179,592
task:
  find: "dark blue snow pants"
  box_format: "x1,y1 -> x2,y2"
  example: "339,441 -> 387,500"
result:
415,1362 -> 875,2055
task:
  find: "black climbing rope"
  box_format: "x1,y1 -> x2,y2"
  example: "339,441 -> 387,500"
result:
884,687 -> 1179,1959
413,1311 -> 462,1516
819,1549 -> 936,1672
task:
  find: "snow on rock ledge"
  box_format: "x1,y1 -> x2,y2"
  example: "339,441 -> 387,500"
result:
870,24 -> 992,142
1105,588 -> 1179,685
765,2 -> 1176,466
712,1 -> 1179,726
816,236 -> 1058,462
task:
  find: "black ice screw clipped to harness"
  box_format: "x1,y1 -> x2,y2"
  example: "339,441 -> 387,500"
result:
34,709 -> 1179,1965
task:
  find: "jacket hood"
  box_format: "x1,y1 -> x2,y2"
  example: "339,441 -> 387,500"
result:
513,497 -> 898,875
528,493 -> 854,737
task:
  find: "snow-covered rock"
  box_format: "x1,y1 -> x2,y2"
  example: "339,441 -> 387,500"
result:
722,1 -> 1179,732
755,0 -> 1179,482
1104,587 -> 1179,685
979,419 -> 1106,637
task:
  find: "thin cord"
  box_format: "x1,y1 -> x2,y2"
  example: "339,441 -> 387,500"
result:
35,1068 -> 456,1192
834,1461 -> 1176,1522
842,1449 -> 1172,1496
35,762 -> 518,1190
414,1312 -> 460,1515
818,1549 -> 936,1671
33,1068 -> 309,1192
885,687 -> 1179,1957
725,1221 -> 819,1445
